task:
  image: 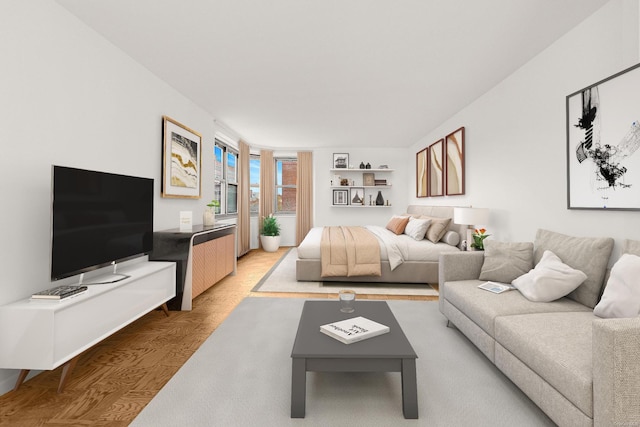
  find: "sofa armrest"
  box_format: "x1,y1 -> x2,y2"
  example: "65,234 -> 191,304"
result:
438,252 -> 485,314
593,317 -> 640,427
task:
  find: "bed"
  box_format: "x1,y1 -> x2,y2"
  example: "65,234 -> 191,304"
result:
296,205 -> 467,284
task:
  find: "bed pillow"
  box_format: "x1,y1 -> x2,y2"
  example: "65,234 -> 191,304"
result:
479,240 -> 534,284
512,250 -> 587,302
386,215 -> 410,235
404,217 -> 431,241
421,216 -> 451,243
534,229 -> 614,308
594,254 -> 640,318
440,230 -> 460,246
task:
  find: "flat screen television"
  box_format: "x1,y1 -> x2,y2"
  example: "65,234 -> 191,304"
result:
51,165 -> 154,282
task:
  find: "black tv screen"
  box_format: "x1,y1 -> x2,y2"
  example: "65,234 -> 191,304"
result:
51,165 -> 154,281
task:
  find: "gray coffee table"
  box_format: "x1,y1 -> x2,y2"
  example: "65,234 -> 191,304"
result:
290,300 -> 418,419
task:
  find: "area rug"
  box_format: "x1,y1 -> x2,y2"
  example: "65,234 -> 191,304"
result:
252,248 -> 439,296
131,297 -> 554,427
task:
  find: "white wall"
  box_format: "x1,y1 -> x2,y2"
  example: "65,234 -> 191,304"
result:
0,0 -> 229,394
407,0 -> 640,261
313,147 -> 410,227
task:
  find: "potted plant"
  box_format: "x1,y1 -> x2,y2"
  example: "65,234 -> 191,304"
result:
203,199 -> 220,227
260,214 -> 281,252
470,228 -> 490,251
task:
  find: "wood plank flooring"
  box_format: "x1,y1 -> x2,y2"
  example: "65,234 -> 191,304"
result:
0,248 -> 436,426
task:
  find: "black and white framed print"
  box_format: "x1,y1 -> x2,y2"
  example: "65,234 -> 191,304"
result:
567,63 -> 640,210
333,189 -> 349,205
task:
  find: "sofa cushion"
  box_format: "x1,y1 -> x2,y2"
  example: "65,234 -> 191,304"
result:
495,312 -> 597,418
534,229 -> 614,308
444,279 -> 591,338
479,240 -> 533,283
623,239 -> 640,256
594,254 -> 640,318
386,215 -> 410,235
512,250 -> 587,302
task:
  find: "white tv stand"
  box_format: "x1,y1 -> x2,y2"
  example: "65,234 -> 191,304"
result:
0,259 -> 175,393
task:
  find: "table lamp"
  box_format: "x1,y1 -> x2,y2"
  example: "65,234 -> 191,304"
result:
453,207 -> 489,251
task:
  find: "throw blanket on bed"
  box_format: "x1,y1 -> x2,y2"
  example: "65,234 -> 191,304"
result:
321,226 -> 382,277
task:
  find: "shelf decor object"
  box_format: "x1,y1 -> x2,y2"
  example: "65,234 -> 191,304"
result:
350,187 -> 364,205
162,115 -> 202,199
333,189 -> 349,205
445,126 -> 465,196
566,62 -> 640,210
333,153 -> 349,169
428,139 -> 444,197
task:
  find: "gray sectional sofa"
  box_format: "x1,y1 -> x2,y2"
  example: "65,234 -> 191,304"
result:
439,230 -> 640,427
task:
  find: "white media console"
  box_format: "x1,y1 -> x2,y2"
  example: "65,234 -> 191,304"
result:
0,259 -> 176,392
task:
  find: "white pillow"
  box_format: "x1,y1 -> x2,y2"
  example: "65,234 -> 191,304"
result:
594,254 -> 640,318
404,217 -> 431,241
512,250 -> 587,302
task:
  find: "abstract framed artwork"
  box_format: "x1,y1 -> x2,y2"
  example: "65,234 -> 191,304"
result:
566,63 -> 640,210
161,115 -> 202,199
333,189 -> 349,205
428,139 -> 444,197
416,148 -> 428,197
445,126 -> 465,195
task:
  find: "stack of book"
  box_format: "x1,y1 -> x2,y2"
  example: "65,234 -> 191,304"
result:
320,316 -> 389,344
374,179 -> 387,186
31,285 -> 88,300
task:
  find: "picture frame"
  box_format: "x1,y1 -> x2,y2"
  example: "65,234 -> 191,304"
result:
416,148 -> 428,197
333,189 -> 349,205
333,153 -> 349,169
363,172 -> 375,187
162,115 -> 202,199
350,187 -> 364,205
428,139 -> 444,197
566,63 -> 640,210
445,127 -> 465,195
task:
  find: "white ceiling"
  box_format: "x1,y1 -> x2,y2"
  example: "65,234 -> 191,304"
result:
57,0 -> 609,149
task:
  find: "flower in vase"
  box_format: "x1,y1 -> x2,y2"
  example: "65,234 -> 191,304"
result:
470,228 -> 490,250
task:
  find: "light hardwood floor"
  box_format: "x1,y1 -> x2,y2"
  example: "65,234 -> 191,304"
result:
0,248 -> 436,426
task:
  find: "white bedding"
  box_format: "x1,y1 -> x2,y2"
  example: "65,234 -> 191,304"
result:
297,225 -> 459,268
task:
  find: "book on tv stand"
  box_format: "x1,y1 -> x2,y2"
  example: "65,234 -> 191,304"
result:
31,285 -> 88,300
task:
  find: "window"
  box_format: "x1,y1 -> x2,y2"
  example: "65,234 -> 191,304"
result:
276,157 -> 297,213
213,140 -> 238,215
249,155 -> 260,215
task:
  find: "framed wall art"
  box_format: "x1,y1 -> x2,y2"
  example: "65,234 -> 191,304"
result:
333,189 -> 349,205
445,126 -> 465,195
416,148 -> 428,197
333,153 -> 349,169
567,63 -> 640,210
350,187 -> 364,205
162,115 -> 202,199
428,139 -> 444,197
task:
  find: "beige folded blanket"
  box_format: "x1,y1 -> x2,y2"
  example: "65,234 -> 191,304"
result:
321,226 -> 382,277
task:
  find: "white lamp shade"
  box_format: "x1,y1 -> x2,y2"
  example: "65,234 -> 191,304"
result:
453,207 -> 489,226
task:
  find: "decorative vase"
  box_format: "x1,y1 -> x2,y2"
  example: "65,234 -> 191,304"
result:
365,163 -> 371,169
375,190 -> 384,206
359,162 -> 365,169
203,207 -> 215,226
260,235 -> 281,252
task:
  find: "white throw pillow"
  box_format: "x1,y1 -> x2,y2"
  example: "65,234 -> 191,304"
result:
404,217 -> 431,241
512,250 -> 587,302
594,254 -> 640,318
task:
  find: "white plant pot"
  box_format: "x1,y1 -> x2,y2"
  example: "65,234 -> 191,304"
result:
260,235 -> 281,252
203,208 -> 215,227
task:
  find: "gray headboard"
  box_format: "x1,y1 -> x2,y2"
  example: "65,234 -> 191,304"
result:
406,205 -> 468,239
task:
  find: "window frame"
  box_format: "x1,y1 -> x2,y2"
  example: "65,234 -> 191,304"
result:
214,139 -> 239,216
275,156 -> 297,215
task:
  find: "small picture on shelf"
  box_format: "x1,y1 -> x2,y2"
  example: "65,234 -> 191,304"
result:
350,187 -> 364,205
333,189 -> 349,205
333,153 -> 349,169
363,172 -> 375,186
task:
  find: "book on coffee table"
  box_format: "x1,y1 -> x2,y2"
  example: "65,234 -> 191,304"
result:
477,281 -> 515,294
320,316 -> 390,344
